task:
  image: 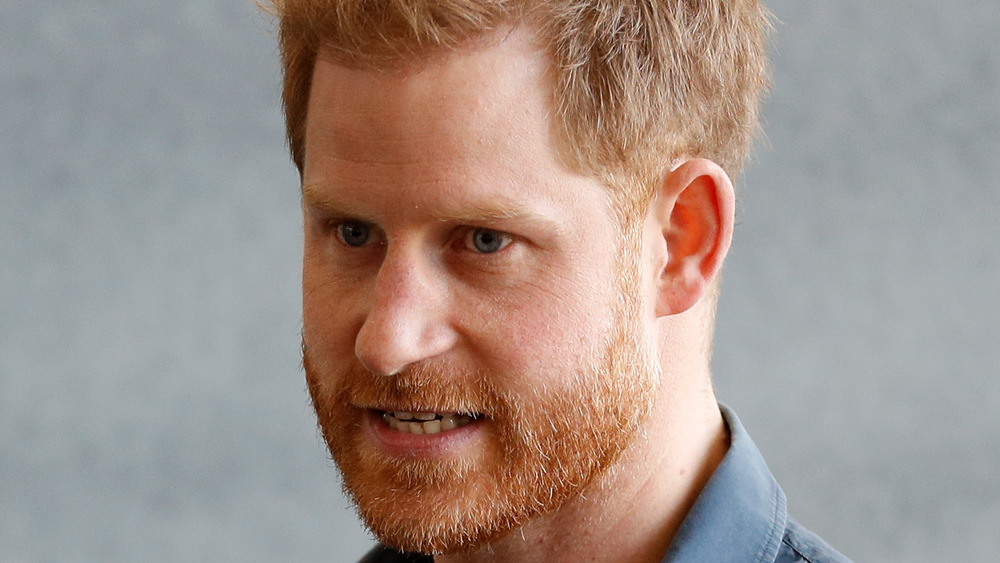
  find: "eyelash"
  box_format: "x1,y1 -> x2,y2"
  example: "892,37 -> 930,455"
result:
328,220 -> 515,258
332,220 -> 382,248
462,228 -> 513,255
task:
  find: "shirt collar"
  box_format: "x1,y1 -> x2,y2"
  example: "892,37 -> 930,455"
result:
662,404 -> 788,563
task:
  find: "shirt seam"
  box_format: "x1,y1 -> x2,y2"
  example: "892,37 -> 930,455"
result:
754,480 -> 783,563
781,535 -> 815,563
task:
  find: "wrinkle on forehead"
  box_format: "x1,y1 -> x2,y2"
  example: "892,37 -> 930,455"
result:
301,25 -> 620,247
304,27 -> 560,169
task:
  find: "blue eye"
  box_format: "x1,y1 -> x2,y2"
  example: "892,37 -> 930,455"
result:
337,221 -> 371,247
469,228 -> 510,254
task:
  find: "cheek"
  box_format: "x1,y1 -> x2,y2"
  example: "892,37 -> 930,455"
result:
302,257 -> 363,361
462,269 -> 616,377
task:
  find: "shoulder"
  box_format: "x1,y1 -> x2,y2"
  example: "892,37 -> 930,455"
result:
358,544 -> 433,563
775,517 -> 853,563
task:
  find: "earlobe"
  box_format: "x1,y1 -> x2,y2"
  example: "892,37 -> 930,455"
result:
650,159 -> 735,317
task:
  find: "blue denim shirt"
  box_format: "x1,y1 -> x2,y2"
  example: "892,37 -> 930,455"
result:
359,406 -> 851,563
662,405 -> 851,562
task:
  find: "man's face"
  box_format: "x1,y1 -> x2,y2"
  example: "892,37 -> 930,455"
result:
301,29 -> 658,553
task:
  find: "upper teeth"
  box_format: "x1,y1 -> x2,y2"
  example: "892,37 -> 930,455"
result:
383,411 -> 475,435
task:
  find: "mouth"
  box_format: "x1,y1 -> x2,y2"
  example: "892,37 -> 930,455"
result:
380,410 -> 480,435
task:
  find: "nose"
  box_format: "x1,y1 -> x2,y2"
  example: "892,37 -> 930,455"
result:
354,247 -> 457,376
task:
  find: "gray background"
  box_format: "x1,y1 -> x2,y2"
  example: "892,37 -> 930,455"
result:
2,1 -> 997,561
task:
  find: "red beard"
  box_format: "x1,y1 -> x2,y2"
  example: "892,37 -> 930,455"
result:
304,297 -> 656,555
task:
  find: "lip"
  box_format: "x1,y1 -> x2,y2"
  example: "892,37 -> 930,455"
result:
363,408 -> 485,458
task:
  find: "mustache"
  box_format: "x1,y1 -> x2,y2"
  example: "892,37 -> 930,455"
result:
303,347 -> 503,417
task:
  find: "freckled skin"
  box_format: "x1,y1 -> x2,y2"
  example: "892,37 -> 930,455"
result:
301,35 -> 629,388
300,27 -> 734,563
301,29 -> 657,554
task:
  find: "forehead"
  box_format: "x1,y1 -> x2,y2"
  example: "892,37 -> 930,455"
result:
302,28 -> 608,220
306,29 -> 554,162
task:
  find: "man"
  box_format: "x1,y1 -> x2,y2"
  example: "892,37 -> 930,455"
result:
270,0 -> 851,561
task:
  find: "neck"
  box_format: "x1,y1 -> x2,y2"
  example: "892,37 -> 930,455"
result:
436,326 -> 728,563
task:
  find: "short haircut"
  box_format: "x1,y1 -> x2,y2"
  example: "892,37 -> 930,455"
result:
270,0 -> 771,204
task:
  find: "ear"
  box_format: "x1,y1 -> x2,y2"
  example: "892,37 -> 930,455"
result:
648,158 -> 735,317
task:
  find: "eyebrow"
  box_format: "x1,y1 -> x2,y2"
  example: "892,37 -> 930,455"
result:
435,201 -> 529,223
301,182 -> 562,231
301,182 -> 351,214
